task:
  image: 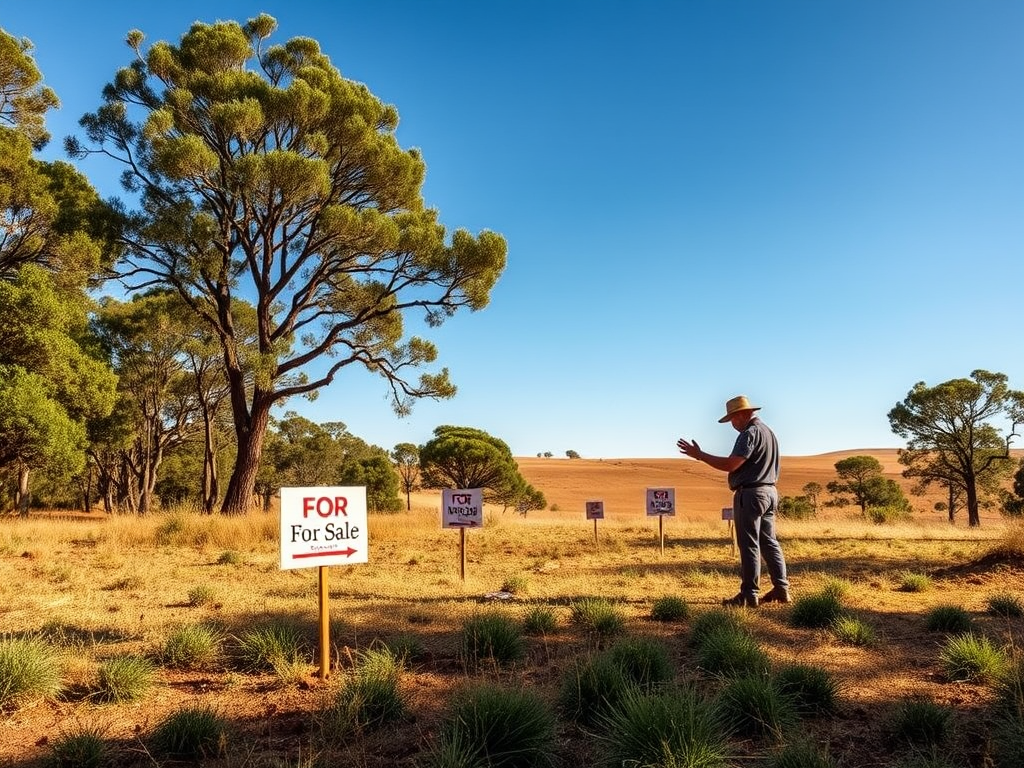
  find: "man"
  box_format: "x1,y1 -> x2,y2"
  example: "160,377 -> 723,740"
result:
677,395 -> 790,608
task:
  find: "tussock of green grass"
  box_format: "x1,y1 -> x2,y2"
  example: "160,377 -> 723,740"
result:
0,636 -> 63,708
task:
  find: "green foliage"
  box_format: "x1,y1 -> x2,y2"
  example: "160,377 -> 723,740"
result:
149,705 -> 228,761
991,659 -> 1024,767
216,550 -> 244,566
522,606 -> 557,636
773,664 -> 840,718
0,636 -> 62,708
0,29 -> 60,149
899,572 -> 933,593
94,655 -> 154,703
419,426 -> 535,506
651,595 -> 690,622
45,725 -> 112,768
558,653 -> 633,726
789,591 -> 843,629
187,584 -> 217,607
687,609 -> 747,648
431,683 -> 556,768
569,597 -> 625,637
766,739 -> 837,768
694,625 -> 771,679
888,699 -> 953,747
607,637 -> 675,689
716,674 -> 797,740
232,620 -> 309,676
594,685 -> 728,768
987,593 -> 1024,618
779,495 -> 816,520
865,501 -> 912,524
501,574 -> 529,594
938,633 -> 1009,683
832,615 -> 876,646
461,612 -> 525,668
321,646 -> 406,736
924,605 -> 973,633
161,623 -> 223,669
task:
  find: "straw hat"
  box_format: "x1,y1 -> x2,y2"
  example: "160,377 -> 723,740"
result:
718,395 -> 761,423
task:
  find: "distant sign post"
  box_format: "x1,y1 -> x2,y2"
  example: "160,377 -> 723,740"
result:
722,507 -> 736,556
280,486 -> 368,679
442,488 -> 483,581
585,500 -> 604,542
646,487 -> 676,556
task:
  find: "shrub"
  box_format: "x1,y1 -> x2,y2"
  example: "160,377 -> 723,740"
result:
522,605 -> 557,636
461,612 -> 525,668
558,654 -> 632,726
773,664 -> 840,718
789,592 -> 843,629
216,550 -> 244,565
688,609 -> 747,649
46,725 -> 112,768
888,699 -> 952,747
501,574 -> 529,594
95,656 -> 154,703
149,705 -> 228,760
832,615 -> 876,646
898,572 -> 932,593
938,633 -> 1009,683
987,593 -> 1024,618
0,636 -> 62,708
608,637 -> 674,689
162,624 -> 223,669
866,504 -> 911,524
695,625 -> 771,679
650,595 -> 690,622
924,605 -> 973,633
716,674 -> 797,740
595,685 -> 728,768
820,578 -> 851,601
569,597 -> 624,637
430,683 -> 555,768
321,646 -> 406,736
779,495 -> 816,520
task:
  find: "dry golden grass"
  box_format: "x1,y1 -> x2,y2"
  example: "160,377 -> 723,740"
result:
1,451 -> 1022,767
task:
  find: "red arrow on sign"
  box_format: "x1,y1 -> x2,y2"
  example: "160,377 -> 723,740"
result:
292,548 -> 358,559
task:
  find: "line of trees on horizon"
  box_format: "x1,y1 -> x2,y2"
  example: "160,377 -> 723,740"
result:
1,24 -> 1022,525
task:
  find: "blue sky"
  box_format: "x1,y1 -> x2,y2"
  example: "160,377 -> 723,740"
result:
6,1 -> 1023,459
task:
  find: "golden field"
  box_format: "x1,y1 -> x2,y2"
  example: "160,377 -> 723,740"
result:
1,450 -> 1022,767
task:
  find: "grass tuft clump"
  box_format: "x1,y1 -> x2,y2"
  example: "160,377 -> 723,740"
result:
501,574 -> 529,594
694,625 -> 771,679
938,633 -> 1009,683
0,636 -> 63,708
461,611 -> 525,668
716,674 -> 797,740
216,550 -> 244,565
558,653 -> 632,726
924,605 -> 973,633
773,664 -> 840,718
149,704 -> 228,760
888,699 -> 953,747
651,595 -> 690,622
46,725 -> 112,768
321,646 -> 406,737
232,620 -> 308,678
789,591 -> 843,629
594,685 -> 728,768
426,682 -> 555,768
187,584 -> 217,607
987,593 -> 1024,618
688,609 -> 747,648
569,597 -> 625,637
94,655 -> 154,703
161,623 -> 223,669
898,572 -> 933,593
832,615 -> 876,646
522,605 -> 557,636
608,637 -> 674,689
766,739 -> 838,768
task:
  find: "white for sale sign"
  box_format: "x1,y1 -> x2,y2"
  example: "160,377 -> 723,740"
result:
279,486 -> 368,570
646,487 -> 676,516
442,488 -> 483,528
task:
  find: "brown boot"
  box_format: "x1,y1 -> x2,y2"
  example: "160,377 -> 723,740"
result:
722,593 -> 758,608
760,587 -> 791,604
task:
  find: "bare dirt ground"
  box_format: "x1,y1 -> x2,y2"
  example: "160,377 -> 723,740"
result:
1,451 -> 1021,767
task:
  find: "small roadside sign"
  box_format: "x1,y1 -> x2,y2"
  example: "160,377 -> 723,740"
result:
646,487 -> 676,516
442,488 -> 483,528
279,486 -> 368,570
585,500 -> 604,520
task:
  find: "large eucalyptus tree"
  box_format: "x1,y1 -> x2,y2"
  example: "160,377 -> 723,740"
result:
70,15 -> 506,513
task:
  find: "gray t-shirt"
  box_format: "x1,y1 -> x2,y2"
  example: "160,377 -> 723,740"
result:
727,417 -> 780,491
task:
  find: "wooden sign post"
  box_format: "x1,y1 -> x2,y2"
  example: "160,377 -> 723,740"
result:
586,500 -> 604,542
442,488 -> 483,581
646,488 -> 676,556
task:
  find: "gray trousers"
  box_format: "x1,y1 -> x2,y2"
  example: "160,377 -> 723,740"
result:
734,487 -> 789,597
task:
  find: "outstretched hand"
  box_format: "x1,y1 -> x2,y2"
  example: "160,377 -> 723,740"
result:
676,438 -> 701,461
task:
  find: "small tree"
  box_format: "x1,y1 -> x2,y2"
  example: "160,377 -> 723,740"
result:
827,456 -> 885,514
1002,458 -> 1024,518
566,449 -> 580,460
391,443 -> 419,510
802,482 -> 823,514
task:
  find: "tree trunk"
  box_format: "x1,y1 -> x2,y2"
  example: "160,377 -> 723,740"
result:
947,484 -> 955,524
966,478 -> 980,527
221,399 -> 271,515
201,406 -> 219,514
16,463 -> 30,517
